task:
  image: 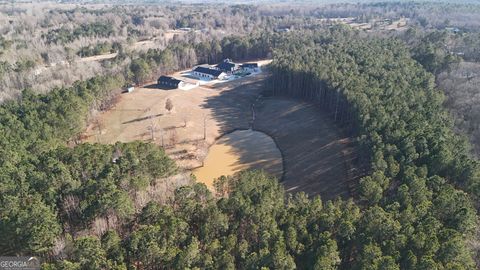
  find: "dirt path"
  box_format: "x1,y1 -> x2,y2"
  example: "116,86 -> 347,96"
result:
79,52 -> 118,62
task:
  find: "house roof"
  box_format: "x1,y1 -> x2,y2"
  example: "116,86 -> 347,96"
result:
193,66 -> 224,77
241,63 -> 258,68
158,76 -> 182,85
216,60 -> 237,71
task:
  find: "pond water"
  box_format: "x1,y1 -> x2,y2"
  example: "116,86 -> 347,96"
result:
193,129 -> 283,188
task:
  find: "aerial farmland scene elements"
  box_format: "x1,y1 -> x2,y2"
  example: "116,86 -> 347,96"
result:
1,0 -> 480,269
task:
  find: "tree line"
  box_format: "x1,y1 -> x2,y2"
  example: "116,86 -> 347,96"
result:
1,25 -> 479,269
126,33 -> 275,85
269,26 -> 479,268
43,22 -> 116,45
0,74 -> 177,258
77,42 -> 122,58
0,31 -> 276,267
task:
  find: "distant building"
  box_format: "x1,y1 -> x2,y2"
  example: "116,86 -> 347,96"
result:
158,76 -> 185,88
445,27 -> 460,34
241,63 -> 259,73
216,59 -> 239,74
275,27 -> 291,33
127,86 -> 135,93
193,66 -> 226,80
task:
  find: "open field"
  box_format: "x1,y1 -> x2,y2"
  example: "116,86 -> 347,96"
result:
83,63 -> 356,199
83,63 -> 271,170
254,97 -> 357,201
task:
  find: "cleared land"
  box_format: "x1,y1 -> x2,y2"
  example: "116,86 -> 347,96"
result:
83,62 -> 271,170
83,65 -> 356,199
79,52 -> 118,62
254,97 -> 356,201
193,129 -> 283,187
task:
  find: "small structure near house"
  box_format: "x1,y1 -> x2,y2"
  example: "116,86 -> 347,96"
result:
241,63 -> 259,73
193,66 -> 226,80
123,85 -> 135,93
158,76 -> 185,89
216,59 -> 239,74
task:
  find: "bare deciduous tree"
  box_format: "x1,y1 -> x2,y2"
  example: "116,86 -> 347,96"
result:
169,128 -> 177,146
165,98 -> 173,113
147,113 -> 157,141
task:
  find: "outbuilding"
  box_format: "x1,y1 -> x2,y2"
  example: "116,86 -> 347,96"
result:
241,63 -> 259,73
158,76 -> 185,89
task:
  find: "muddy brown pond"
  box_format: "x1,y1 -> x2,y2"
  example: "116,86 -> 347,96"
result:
193,129 -> 283,188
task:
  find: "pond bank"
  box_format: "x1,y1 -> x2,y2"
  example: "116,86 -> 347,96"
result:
192,129 -> 283,188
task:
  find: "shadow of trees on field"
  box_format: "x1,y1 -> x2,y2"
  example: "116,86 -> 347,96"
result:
122,113 -> 163,124
143,83 -> 178,90
202,73 -> 356,201
218,130 -> 283,178
254,98 -> 353,201
201,75 -> 265,133
143,83 -> 161,89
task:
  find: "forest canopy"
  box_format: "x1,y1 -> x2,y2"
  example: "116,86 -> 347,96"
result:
0,25 -> 478,269
269,27 -> 480,268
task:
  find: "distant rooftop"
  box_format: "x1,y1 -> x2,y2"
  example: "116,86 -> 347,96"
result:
241,63 -> 258,68
216,59 -> 237,71
193,66 -> 224,77
158,75 -> 182,85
